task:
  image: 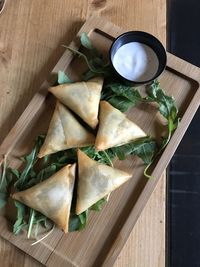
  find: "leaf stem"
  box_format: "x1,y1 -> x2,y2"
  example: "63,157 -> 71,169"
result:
101,150 -> 113,167
31,224 -> 55,246
0,155 -> 7,189
143,163 -> 154,179
143,129 -> 172,179
27,209 -> 35,239
62,45 -> 105,74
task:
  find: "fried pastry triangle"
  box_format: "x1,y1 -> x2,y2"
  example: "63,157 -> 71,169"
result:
95,101 -> 146,151
38,101 -> 95,158
12,164 -> 76,233
49,77 -> 103,129
76,150 -> 131,214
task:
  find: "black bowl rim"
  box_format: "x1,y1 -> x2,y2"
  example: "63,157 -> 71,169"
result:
109,30 -> 167,85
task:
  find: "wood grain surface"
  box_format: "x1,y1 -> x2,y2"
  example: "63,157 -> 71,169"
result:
0,0 -> 166,266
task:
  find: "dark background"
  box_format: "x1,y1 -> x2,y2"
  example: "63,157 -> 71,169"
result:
168,0 -> 200,266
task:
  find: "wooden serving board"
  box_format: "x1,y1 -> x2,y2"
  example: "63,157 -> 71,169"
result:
0,16 -> 200,267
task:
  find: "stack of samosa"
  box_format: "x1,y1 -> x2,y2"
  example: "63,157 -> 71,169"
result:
12,76 -> 146,232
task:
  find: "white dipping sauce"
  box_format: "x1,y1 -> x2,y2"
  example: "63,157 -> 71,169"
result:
112,42 -> 159,82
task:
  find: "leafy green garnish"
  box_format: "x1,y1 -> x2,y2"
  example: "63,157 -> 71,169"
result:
81,146 -> 115,167
27,209 -> 35,239
63,45 -> 105,75
90,198 -> 107,211
78,210 -> 89,230
69,200 -> 108,232
140,80 -> 179,177
15,135 -> 44,190
147,80 -> 179,148
13,201 -> 27,235
12,135 -> 56,237
69,214 -> 81,232
58,70 -> 72,84
0,157 -> 14,208
102,83 -> 143,112
24,164 -> 57,189
112,137 -> 157,165
0,193 -> 7,209
80,32 -> 94,50
63,32 -> 111,81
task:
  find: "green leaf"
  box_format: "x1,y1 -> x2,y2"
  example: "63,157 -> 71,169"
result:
11,169 -> 20,179
27,209 -> 35,238
90,198 -> 107,211
63,46 -> 104,74
109,97 -> 135,112
25,164 -> 57,189
69,214 -> 81,232
102,83 -> 142,112
13,201 -> 27,235
78,210 -> 89,230
15,136 -> 44,190
147,80 -> 179,150
80,32 -> 94,50
81,146 -> 115,166
69,211 -> 89,232
82,69 -> 97,81
112,137 -> 157,165
58,70 -> 72,84
0,192 -> 7,208
0,159 -> 14,208
148,80 -> 178,120
0,155 -> 8,191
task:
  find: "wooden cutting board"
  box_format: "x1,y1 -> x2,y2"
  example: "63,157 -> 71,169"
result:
0,15 -> 200,267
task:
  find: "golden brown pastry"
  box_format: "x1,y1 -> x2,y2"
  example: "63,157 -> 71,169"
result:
38,101 -> 95,158
95,101 -> 146,151
12,164 -> 76,233
49,77 -> 103,129
76,150 -> 131,215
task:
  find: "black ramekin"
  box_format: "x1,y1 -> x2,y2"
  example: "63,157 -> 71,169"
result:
109,31 -> 167,85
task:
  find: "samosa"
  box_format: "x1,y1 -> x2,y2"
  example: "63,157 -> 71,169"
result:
12,164 -> 76,233
95,101 -> 146,151
38,101 -> 95,158
76,150 -> 131,214
49,77 -> 103,129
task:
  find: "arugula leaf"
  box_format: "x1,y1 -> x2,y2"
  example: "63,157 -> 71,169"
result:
58,70 -> 72,84
0,155 -> 8,191
147,80 -> 179,149
80,32 -> 94,50
63,45 -> 105,75
81,146 -> 115,166
13,201 -> 27,235
13,136 -> 46,236
82,69 -> 97,81
139,80 -> 180,178
69,214 -> 81,232
90,198 -> 107,211
68,210 -> 89,232
11,168 -> 20,179
24,164 -> 57,189
80,32 -> 103,60
101,83 -> 142,112
27,209 -> 35,238
0,193 -> 7,209
78,210 -> 89,230
32,213 -> 51,229
112,137 -> 157,165
15,136 -> 44,190
0,156 -> 14,208
57,149 -> 77,164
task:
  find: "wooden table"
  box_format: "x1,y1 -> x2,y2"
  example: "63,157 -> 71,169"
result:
0,1 -> 166,266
